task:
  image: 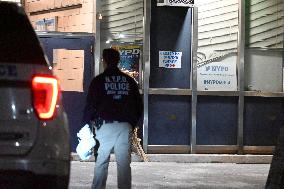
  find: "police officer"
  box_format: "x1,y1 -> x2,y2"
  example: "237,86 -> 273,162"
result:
83,48 -> 143,189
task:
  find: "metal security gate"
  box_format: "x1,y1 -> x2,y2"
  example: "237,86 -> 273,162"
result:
39,33 -> 94,151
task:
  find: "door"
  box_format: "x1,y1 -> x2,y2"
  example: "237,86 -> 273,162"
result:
147,3 -> 192,152
39,33 -> 94,151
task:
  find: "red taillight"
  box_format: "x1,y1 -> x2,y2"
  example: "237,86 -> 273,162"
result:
32,75 -> 59,120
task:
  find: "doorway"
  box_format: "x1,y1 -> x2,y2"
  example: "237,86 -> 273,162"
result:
39,33 -> 95,151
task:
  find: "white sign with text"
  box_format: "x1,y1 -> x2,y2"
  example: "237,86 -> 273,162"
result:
197,58 -> 237,91
159,51 -> 182,69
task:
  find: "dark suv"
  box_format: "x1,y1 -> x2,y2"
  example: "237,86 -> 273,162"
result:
0,2 -> 70,189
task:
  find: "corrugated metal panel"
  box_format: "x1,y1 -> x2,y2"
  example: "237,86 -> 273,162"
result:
196,0 -> 239,66
100,0 -> 143,43
248,0 -> 284,48
245,0 -> 284,92
196,0 -> 283,65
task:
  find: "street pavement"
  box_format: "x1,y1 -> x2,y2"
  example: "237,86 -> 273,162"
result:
69,161 -> 270,189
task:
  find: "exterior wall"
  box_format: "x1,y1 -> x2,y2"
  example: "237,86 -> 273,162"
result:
24,0 -> 95,33
100,0 -> 143,43
244,0 -> 284,92
196,0 -> 239,64
23,0 -> 95,93
247,0 -> 284,49
20,0 -> 284,153
142,0 -> 284,154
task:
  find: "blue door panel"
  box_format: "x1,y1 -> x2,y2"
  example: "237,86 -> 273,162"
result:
148,0 -> 192,146
148,95 -> 191,145
196,96 -> 238,145
39,35 -> 94,151
150,4 -> 192,89
244,97 -> 283,146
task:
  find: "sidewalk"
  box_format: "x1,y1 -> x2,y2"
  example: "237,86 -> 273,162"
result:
69,161 -> 270,189
71,153 -> 273,164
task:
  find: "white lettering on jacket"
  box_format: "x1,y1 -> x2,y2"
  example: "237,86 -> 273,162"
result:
104,76 -> 130,100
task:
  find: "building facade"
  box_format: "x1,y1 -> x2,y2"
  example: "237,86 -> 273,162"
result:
18,0 -> 284,154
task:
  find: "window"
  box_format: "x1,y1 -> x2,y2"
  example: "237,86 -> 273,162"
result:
245,0 -> 284,92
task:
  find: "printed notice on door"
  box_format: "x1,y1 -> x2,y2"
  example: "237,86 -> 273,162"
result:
197,60 -> 237,91
159,51 -> 182,68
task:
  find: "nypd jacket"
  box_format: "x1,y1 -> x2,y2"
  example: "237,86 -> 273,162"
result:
83,67 -> 143,128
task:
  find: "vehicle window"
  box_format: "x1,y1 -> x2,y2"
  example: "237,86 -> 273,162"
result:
0,2 -> 46,64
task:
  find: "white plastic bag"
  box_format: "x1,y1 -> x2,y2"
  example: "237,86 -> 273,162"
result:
76,124 -> 96,160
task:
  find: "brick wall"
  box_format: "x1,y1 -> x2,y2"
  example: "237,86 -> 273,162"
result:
24,0 -> 95,33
